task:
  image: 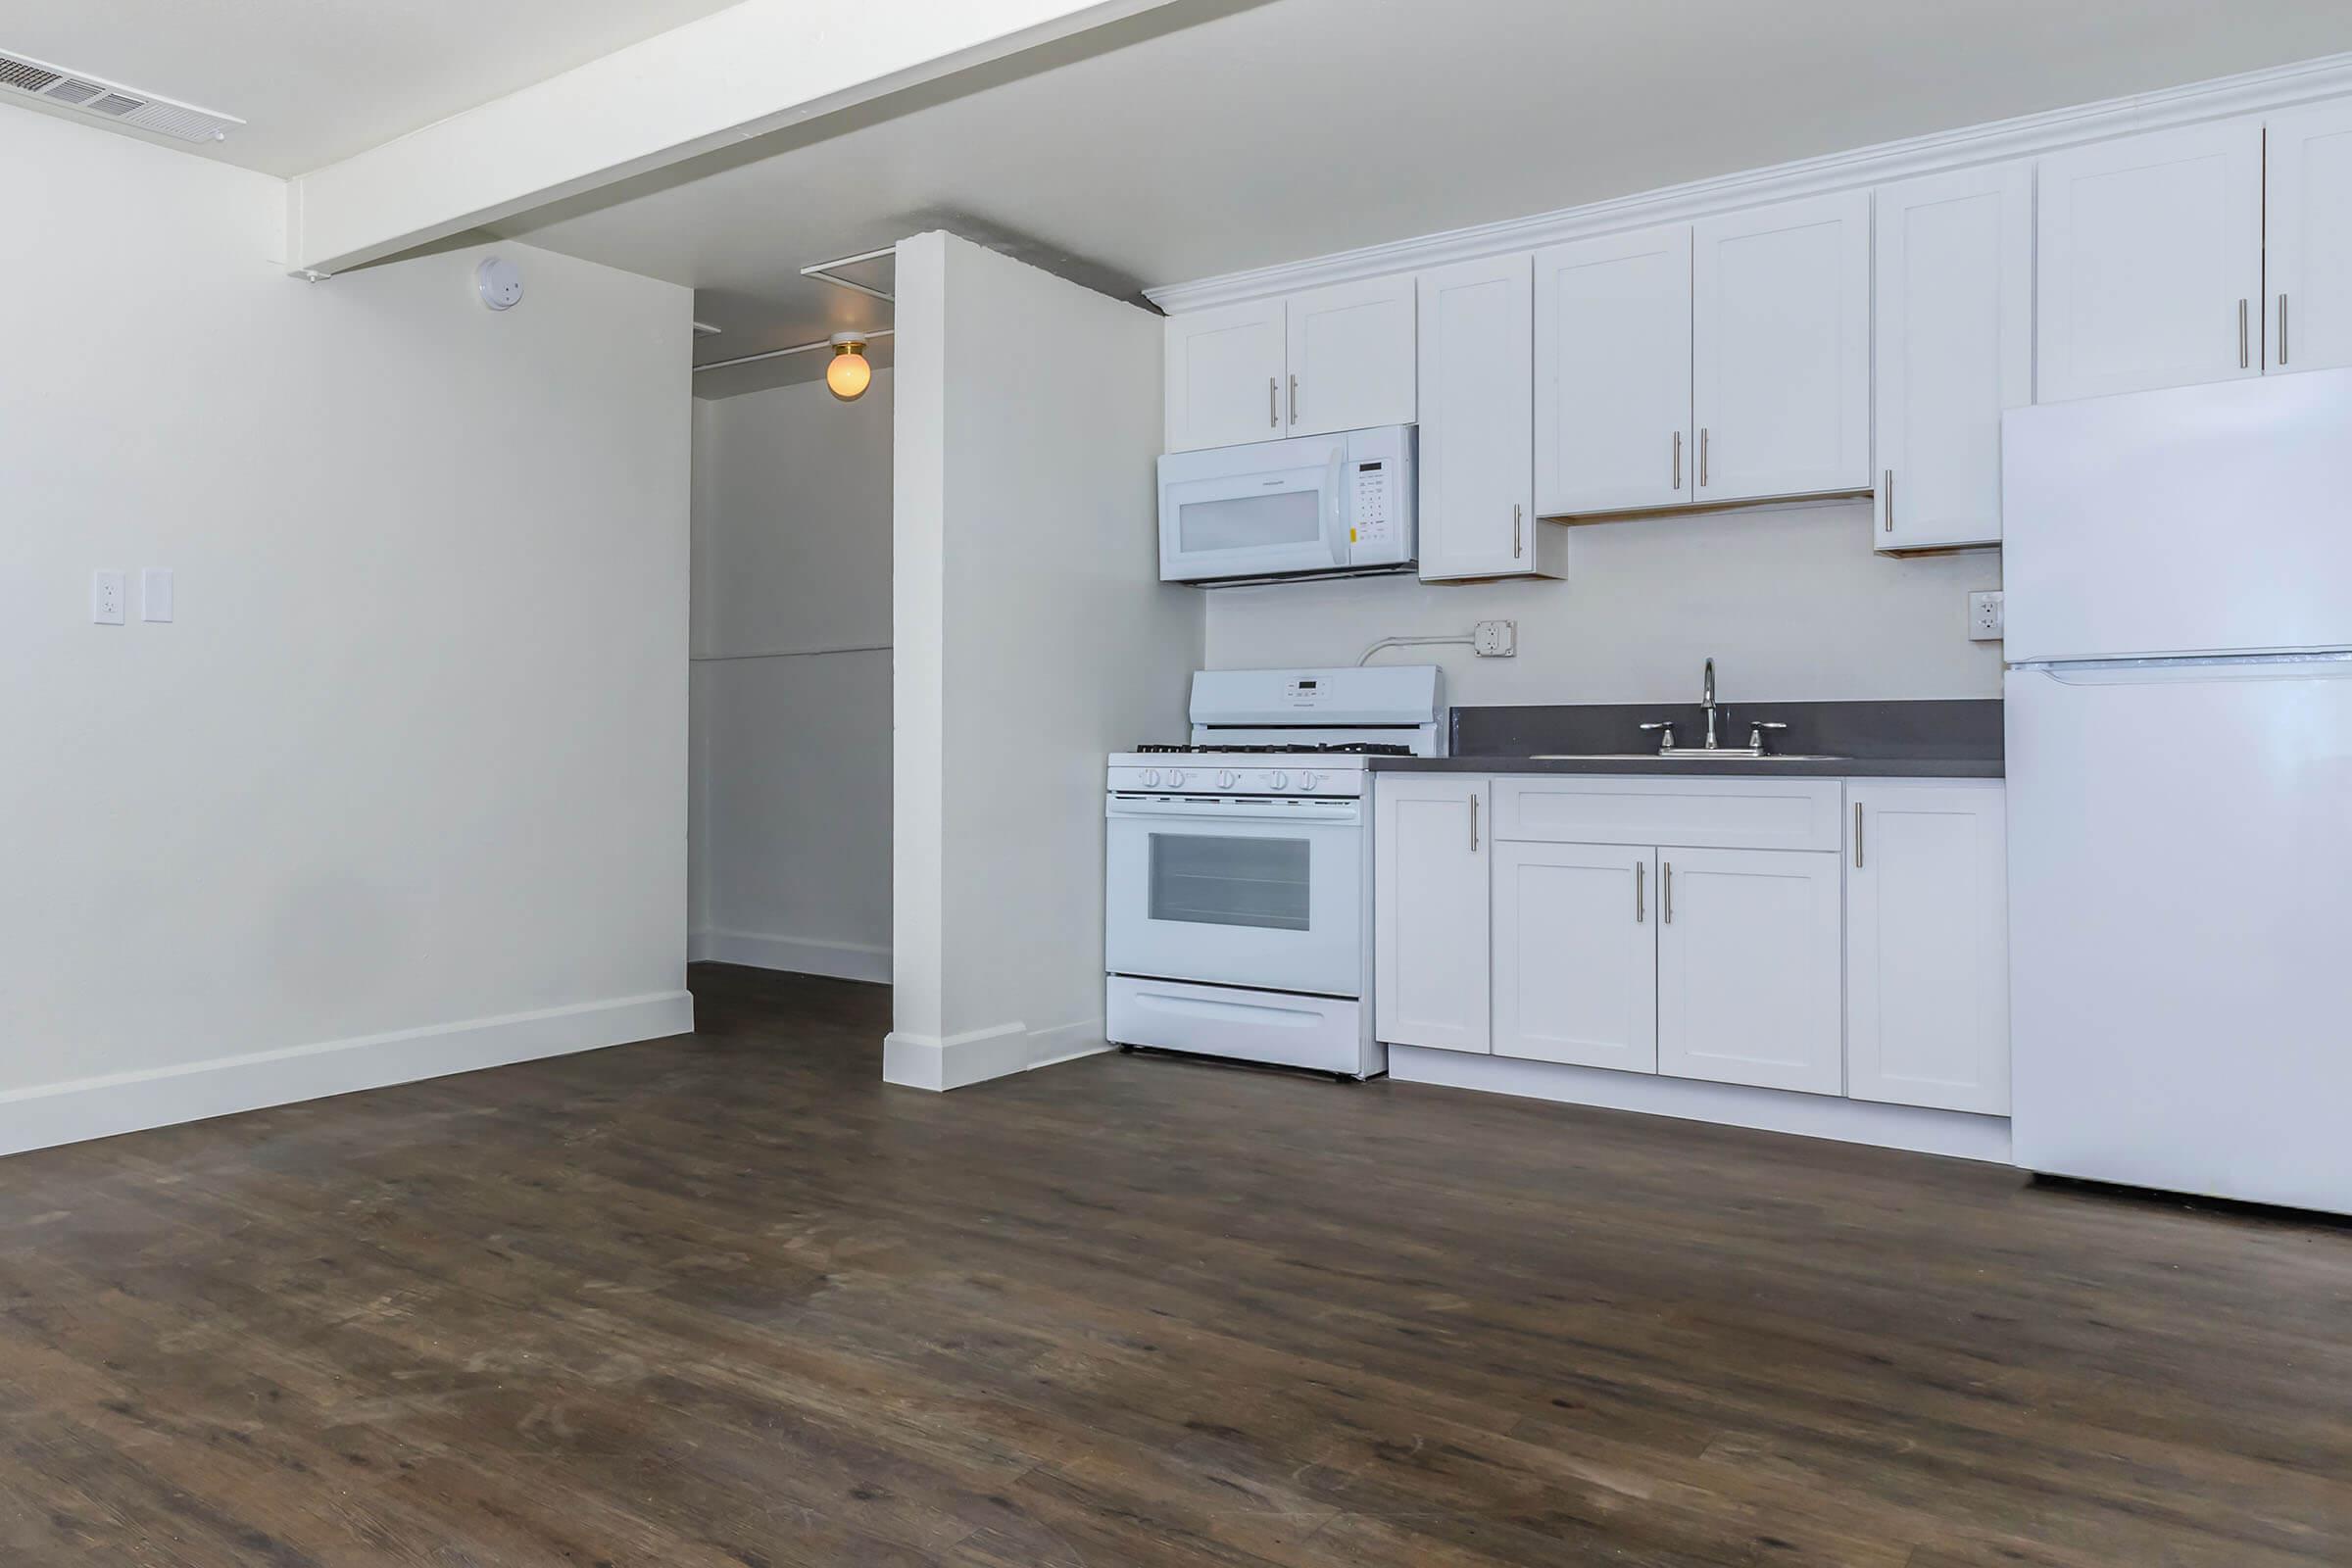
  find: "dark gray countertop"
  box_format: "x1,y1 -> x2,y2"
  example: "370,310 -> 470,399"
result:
1373,698 -> 2005,779
1370,754 -> 2003,779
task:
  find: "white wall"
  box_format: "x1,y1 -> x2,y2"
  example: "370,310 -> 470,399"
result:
689,372 -> 894,981
1206,501 -> 2003,704
0,108 -> 693,1154
888,231 -> 1202,1089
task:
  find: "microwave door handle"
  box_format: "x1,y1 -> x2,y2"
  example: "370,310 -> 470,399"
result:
1323,446 -> 1348,567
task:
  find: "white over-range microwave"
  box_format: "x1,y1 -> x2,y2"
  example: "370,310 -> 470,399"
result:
1157,424 -> 1416,586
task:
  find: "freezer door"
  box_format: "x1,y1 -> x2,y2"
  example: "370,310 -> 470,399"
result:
2002,368 -> 2352,662
2007,662 -> 2352,1211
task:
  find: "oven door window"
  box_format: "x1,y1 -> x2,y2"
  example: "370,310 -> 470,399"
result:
1149,833 -> 1310,931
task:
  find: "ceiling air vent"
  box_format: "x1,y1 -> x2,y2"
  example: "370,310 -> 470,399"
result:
0,47 -> 242,142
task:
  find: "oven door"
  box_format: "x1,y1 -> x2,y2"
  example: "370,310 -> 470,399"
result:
1158,440 -> 1348,582
1104,795 -> 1364,998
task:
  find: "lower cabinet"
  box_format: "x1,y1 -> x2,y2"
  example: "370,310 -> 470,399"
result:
1493,842 -> 1657,1071
1845,782 -> 2010,1113
1373,775 -> 1492,1054
1654,848 -> 1845,1095
1376,772 -> 2009,1117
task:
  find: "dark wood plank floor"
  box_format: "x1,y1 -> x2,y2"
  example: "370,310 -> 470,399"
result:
3,962 -> 2347,1566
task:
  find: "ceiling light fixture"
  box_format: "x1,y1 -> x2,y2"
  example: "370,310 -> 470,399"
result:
825,332 -> 873,402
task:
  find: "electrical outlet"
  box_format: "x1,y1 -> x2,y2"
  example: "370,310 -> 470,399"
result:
1968,590 -> 2004,641
1473,619 -> 1517,658
91,569 -> 125,625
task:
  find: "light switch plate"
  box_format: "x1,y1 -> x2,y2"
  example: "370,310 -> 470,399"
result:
141,567 -> 174,622
92,569 -> 126,625
1968,590 -> 2004,641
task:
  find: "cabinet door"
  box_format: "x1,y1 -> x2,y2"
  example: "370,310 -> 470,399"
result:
1656,848 -> 1842,1095
2267,100 -> 2352,376
1286,275 -> 1416,437
1163,300 -> 1287,452
2036,120 -> 2264,402
1492,842 -> 1657,1073
1873,163 -> 2034,552
1845,784 -> 2009,1115
1374,776 -> 1491,1054
1418,255 -> 1543,581
1692,191 -> 1872,502
1534,223 -> 1692,515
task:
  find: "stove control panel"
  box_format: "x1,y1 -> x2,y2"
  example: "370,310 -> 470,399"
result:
1107,763 -> 1364,798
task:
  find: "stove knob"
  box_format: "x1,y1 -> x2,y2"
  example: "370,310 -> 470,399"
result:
1140,768 -> 1160,788
1164,769 -> 1188,789
1267,770 -> 1290,791
1299,771 -> 1322,790
1216,769 -> 1239,789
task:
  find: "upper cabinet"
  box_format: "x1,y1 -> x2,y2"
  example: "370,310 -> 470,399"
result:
1691,191 -> 1874,504
1534,192 -> 1868,519
1162,279 -> 1413,452
1286,276 -> 1417,437
2036,120 -> 2265,402
1163,300 -> 1287,451
2267,99 -> 2352,376
1872,163 -> 2034,552
1418,255 -> 1563,581
1534,223 -> 1693,516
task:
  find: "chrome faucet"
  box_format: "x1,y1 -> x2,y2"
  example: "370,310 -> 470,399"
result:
1699,657 -> 1720,750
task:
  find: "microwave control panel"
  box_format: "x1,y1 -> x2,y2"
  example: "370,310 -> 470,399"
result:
1350,460 -> 1394,549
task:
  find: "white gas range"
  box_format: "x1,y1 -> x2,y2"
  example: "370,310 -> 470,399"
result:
1103,666 -> 1446,1079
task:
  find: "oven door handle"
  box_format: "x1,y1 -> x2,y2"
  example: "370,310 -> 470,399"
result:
1106,798 -> 1361,824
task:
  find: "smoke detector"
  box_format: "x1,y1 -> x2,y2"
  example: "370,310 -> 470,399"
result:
0,47 -> 242,143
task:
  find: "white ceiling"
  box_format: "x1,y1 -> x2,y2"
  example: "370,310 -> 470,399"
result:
0,0 -> 746,175
482,0 -> 2352,389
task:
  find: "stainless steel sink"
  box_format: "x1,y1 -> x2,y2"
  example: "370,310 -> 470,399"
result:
1529,752 -> 1849,762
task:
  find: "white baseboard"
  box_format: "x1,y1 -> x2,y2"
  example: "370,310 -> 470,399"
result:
1391,1047 -> 2013,1164
883,1016 -> 1109,1092
690,928 -> 890,984
0,990 -> 696,1159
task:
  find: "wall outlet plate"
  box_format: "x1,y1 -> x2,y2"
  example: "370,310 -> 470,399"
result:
1968,590 -> 2004,641
1473,619 -> 1517,658
92,569 -> 126,625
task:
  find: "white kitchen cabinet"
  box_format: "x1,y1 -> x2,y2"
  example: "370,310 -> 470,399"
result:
2036,119 -> 2264,402
1534,223 -> 1693,516
1417,255 -> 1563,582
1845,783 -> 2008,1115
1492,842 -> 1657,1072
1164,300 -> 1287,451
1655,848 -> 1843,1095
1872,163 -> 2034,552
1692,191 -> 1873,503
1374,775 -> 1491,1054
1286,275 -> 1416,437
2266,99 -> 2352,376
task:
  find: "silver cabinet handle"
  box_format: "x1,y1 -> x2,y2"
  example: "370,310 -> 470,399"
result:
1854,803 -> 1864,868
1267,376 -> 1278,428
1635,860 -> 1645,923
1883,468 -> 1893,533
1513,503 -> 1524,559
1661,860 -> 1673,924
2280,294 -> 2290,366
1698,428 -> 1710,487
1469,793 -> 1480,852
1672,431 -> 1683,490
2239,298 -> 2250,369
1289,373 -> 1299,425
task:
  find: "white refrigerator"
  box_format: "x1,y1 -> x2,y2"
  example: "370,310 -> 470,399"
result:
2003,368 -> 2352,1213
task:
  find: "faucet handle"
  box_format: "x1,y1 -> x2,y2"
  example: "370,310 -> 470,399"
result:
1747,720 -> 1788,751
1639,720 -> 1678,753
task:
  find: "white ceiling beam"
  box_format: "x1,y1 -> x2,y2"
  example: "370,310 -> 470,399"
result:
283,0 -> 1179,275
